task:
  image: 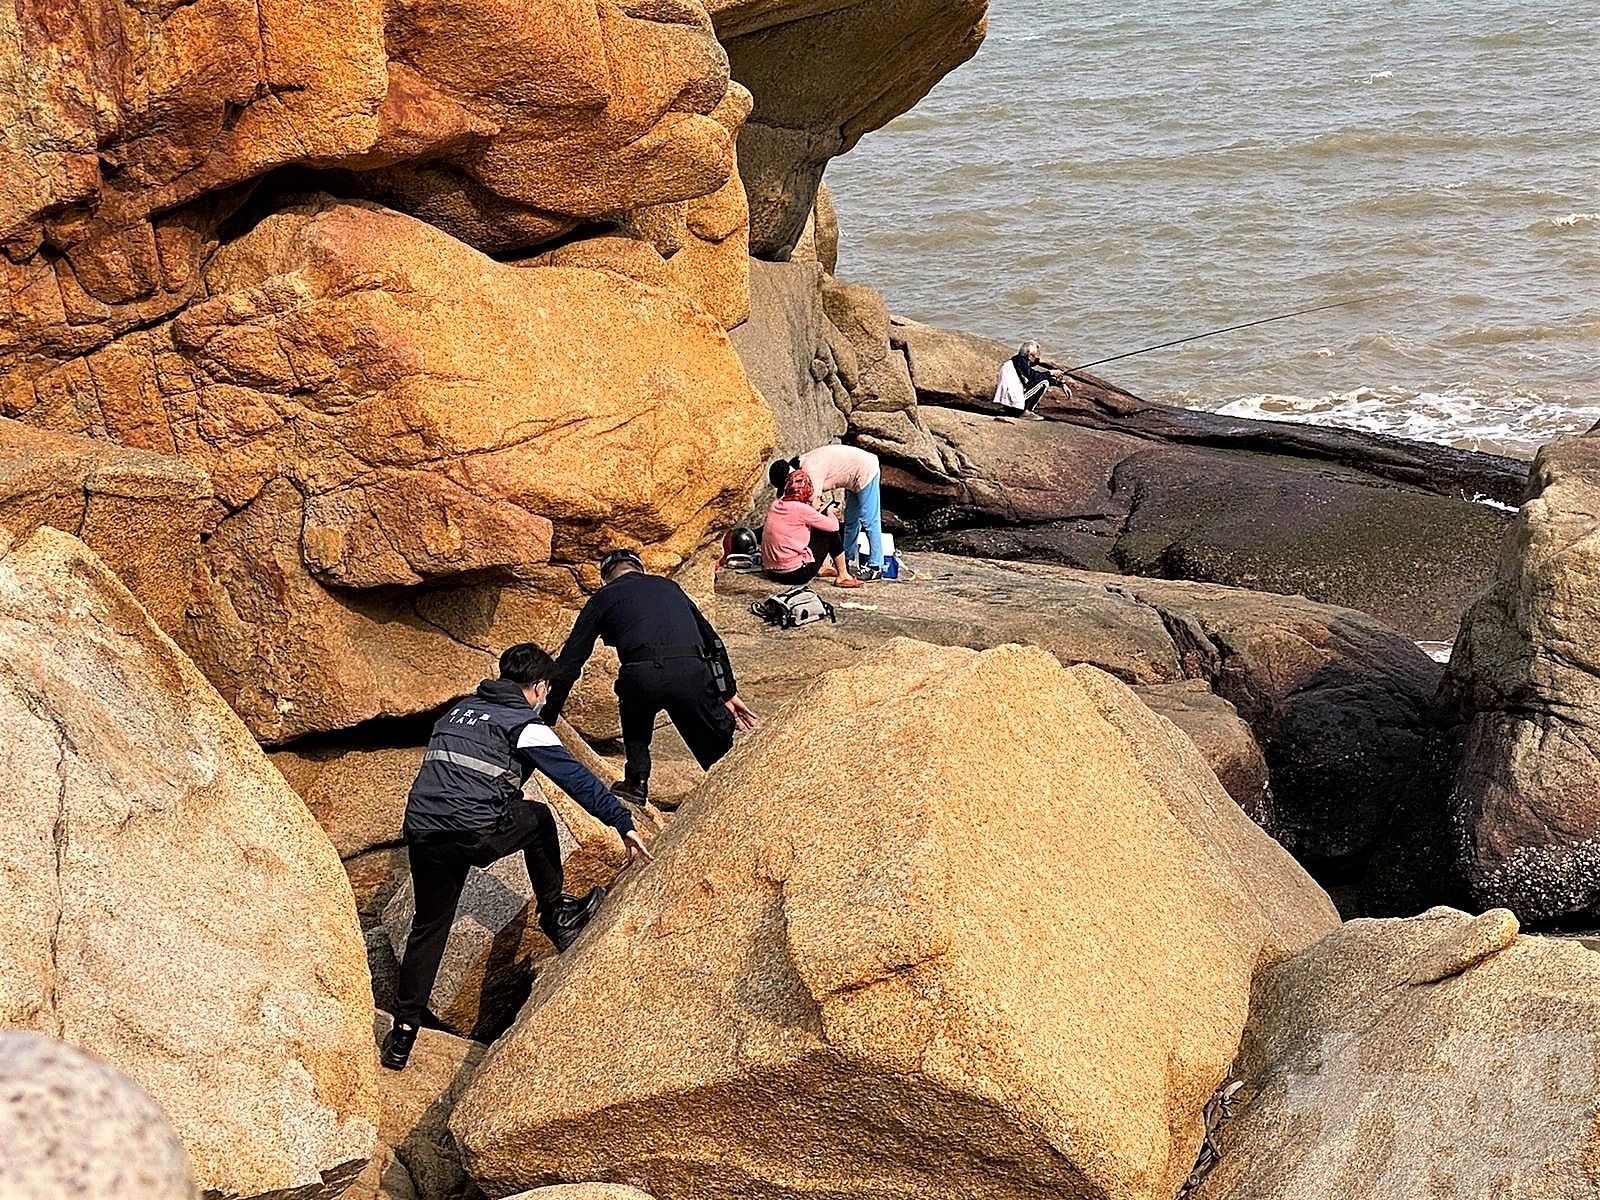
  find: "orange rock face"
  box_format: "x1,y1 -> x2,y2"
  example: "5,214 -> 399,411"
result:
4,200 -> 773,740
2,0 -> 750,387
0,419 -> 213,633
707,0 -> 988,256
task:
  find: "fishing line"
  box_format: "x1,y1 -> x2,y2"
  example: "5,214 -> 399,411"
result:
1064,297 -> 1374,373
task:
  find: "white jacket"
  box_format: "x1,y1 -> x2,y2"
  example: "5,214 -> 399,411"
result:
993,358 -> 1026,409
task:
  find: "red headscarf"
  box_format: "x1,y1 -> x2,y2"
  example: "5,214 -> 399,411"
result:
781,468 -> 815,504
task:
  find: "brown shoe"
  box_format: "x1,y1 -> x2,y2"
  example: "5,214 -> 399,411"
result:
834,575 -> 863,589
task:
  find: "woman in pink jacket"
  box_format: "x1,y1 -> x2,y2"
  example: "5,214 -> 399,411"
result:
759,469 -> 862,589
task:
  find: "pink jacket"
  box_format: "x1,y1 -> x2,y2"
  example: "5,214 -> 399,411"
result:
761,499 -> 839,572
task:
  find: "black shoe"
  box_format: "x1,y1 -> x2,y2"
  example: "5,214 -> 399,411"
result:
611,777 -> 648,804
380,1021 -> 418,1071
857,565 -> 883,582
539,886 -> 606,953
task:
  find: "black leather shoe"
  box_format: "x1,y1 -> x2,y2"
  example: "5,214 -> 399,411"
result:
611,777 -> 648,804
380,1021 -> 418,1071
539,886 -> 606,953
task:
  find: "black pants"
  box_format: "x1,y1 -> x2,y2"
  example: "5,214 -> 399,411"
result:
1022,379 -> 1049,412
765,526 -> 844,586
617,658 -> 736,785
393,800 -> 562,1025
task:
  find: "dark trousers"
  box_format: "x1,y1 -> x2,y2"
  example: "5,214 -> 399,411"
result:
765,526 -> 844,586
393,800 -> 562,1025
617,659 -> 736,785
1022,379 -> 1049,412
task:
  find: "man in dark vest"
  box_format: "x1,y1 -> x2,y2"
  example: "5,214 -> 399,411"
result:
380,642 -> 652,1071
545,548 -> 758,807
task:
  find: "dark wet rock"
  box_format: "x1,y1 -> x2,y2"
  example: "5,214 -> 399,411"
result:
891,315 -> 1527,507
1123,575 -> 1455,916
882,406 -> 1514,641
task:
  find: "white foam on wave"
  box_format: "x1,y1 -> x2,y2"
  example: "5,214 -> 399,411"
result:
1208,385 -> 1600,459
1535,212 -> 1600,232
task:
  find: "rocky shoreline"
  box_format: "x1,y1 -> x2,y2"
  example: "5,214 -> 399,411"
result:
5,2 -> 1600,1198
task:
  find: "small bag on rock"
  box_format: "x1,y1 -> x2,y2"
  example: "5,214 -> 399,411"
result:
750,586 -> 837,630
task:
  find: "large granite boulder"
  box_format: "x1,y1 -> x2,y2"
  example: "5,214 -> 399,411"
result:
0,0 -> 386,379
707,0 -> 988,257
1439,434 -> 1600,923
1195,908 -> 1600,1199
357,0 -> 736,243
452,640 -> 1336,1199
885,405 -> 1513,640
6,199 -> 774,742
0,1032 -> 198,1200
716,556 -> 1442,911
0,419 -> 212,633
0,528 -> 377,1199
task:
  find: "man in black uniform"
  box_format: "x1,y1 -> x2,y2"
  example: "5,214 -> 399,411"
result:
545,549 -> 758,805
380,642 -> 652,1071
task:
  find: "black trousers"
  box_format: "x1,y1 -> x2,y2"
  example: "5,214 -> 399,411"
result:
765,526 -> 844,586
1022,379 -> 1050,412
393,800 -> 562,1025
617,658 -> 736,785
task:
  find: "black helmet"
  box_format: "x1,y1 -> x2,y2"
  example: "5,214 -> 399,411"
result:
598,548 -> 644,579
725,527 -> 759,557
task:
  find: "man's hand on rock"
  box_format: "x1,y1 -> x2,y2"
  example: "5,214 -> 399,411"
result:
727,696 -> 759,732
623,830 -> 654,866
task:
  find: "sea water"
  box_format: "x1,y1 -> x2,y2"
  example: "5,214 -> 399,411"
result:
826,0 -> 1600,458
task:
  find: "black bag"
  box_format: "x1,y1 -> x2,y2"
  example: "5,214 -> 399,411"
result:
750,586 -> 837,630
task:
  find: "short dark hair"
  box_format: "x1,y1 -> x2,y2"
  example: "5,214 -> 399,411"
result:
499,643 -> 555,686
599,548 -> 644,581
768,457 -> 799,490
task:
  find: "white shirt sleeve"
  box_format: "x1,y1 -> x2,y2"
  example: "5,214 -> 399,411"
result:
994,359 -> 1024,409
516,722 -> 563,750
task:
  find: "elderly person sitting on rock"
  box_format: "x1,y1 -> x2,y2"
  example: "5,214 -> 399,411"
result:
994,340 -> 1065,419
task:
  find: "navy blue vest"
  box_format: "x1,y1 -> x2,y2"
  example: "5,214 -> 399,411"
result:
405,681 -> 535,835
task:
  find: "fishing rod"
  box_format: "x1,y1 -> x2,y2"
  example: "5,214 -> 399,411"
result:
1063,297 -> 1372,373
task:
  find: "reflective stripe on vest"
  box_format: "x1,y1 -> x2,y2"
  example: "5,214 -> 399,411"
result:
422,748 -> 514,778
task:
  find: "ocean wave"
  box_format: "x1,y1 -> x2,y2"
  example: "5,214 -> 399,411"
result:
1443,315 -> 1600,347
1533,212 -> 1600,233
1203,385 -> 1600,459
1298,127 -> 1495,158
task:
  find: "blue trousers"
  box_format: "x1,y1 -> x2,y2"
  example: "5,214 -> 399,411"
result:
844,473 -> 884,568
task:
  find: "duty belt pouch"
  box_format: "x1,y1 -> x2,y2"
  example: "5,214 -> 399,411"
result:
703,637 -> 730,693
750,586 -> 838,630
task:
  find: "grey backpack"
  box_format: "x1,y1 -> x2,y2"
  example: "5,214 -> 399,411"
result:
750,586 -> 837,630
